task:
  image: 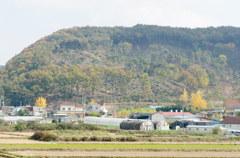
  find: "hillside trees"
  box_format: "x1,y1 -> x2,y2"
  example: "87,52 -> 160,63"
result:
188,65 -> 209,87
215,55 -> 227,67
2,25 -> 240,105
84,66 -> 103,98
179,88 -> 188,105
139,73 -> 152,99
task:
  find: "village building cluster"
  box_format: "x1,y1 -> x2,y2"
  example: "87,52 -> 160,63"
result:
1,98 -> 240,134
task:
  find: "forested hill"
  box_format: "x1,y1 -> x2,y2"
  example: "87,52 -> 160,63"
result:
1,24 -> 240,106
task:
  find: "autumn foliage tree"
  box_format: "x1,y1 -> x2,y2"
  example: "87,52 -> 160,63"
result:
179,88 -> 188,105
190,91 -> 207,110
188,65 -> 209,88
35,97 -> 47,108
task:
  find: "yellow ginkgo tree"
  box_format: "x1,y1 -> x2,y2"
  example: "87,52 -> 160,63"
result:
35,97 -> 47,108
191,91 -> 206,110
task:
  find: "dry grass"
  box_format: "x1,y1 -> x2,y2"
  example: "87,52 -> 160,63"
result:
1,132 -> 240,157
9,151 -> 240,157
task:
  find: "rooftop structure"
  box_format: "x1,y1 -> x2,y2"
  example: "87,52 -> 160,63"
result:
159,110 -> 194,116
220,116 -> 240,124
224,99 -> 240,111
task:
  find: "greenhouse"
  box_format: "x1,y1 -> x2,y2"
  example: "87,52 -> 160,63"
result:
83,117 -> 128,126
120,120 -> 154,131
152,121 -> 169,130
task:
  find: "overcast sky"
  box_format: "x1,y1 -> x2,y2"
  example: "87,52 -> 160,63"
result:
1,0 -> 240,65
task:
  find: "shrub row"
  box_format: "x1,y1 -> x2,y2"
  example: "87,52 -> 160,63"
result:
116,130 -> 184,136
26,121 -> 101,131
30,131 -> 58,141
53,130 -> 109,135
60,136 -> 137,142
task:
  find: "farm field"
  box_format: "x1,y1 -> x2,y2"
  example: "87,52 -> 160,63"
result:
9,151 -> 240,157
0,131 -> 240,157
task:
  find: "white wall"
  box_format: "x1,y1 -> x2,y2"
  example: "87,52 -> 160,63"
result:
60,105 -> 75,111
152,113 -> 165,121
86,103 -> 101,113
221,124 -> 240,130
186,127 -> 213,134
75,107 -> 83,111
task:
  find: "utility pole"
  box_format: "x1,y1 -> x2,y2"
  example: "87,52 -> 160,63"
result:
182,104 -> 185,132
2,94 -> 4,107
153,90 -> 155,104
0,94 -> 2,109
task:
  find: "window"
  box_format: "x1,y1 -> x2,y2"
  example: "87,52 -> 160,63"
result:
196,128 -> 199,130
96,107 -> 98,109
222,124 -> 225,127
229,124 -> 231,128
68,108 -> 71,111
62,108 -> 65,111
189,128 -> 191,130
204,128 -> 207,131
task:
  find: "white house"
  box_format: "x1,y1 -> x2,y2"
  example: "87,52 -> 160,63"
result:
75,104 -> 84,111
51,102 -> 85,121
160,110 -> 200,122
85,100 -> 108,115
220,116 -> 240,130
53,102 -> 76,111
2,106 -> 15,115
27,106 -> 47,117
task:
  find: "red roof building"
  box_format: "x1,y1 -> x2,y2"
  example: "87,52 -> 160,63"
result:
220,116 -> 240,130
75,104 -> 84,108
159,111 -> 194,116
224,99 -> 240,111
220,116 -> 240,124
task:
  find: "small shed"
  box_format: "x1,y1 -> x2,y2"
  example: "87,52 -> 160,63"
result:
120,120 -> 154,131
152,121 -> 169,130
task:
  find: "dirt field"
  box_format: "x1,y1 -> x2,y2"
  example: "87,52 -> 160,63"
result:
0,132 -> 240,157
10,151 -> 240,157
